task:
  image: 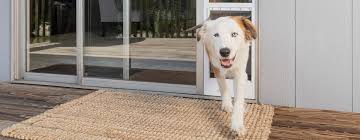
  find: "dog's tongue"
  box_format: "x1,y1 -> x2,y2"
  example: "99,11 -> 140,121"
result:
221,59 -> 232,66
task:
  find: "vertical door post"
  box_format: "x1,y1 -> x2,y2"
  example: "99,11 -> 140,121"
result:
76,0 -> 84,84
123,0 -> 130,80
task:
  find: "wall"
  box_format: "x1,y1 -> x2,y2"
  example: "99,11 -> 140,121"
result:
296,0 -> 353,112
354,0 -> 360,112
0,0 -> 11,81
260,0 -> 360,112
259,0 -> 296,107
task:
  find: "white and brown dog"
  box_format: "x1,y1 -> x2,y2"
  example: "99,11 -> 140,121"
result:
188,16 -> 257,136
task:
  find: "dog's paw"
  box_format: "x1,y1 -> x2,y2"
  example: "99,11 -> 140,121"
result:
221,101 -> 233,113
230,127 -> 246,137
231,120 -> 246,137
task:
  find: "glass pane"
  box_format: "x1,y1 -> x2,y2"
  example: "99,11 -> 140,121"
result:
209,0 -> 252,3
84,0 -> 124,79
128,0 -> 197,85
28,0 -> 77,75
209,11 -> 252,81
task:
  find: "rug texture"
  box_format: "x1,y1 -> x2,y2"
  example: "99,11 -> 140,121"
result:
2,90 -> 274,140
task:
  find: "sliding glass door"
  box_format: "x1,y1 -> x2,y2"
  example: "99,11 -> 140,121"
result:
22,0 -> 257,97
23,0 -> 256,97
24,0 -> 200,93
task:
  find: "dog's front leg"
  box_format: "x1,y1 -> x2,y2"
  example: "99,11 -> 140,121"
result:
216,75 -> 233,113
231,73 -> 247,136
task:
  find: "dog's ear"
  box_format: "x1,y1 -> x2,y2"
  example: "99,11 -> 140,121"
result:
185,18 -> 212,42
185,24 -> 205,42
233,16 -> 257,41
196,26 -> 206,42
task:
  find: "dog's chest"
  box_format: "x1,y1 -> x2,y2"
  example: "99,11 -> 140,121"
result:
221,68 -> 237,79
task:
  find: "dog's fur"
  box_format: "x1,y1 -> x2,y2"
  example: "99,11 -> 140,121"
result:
190,16 -> 257,136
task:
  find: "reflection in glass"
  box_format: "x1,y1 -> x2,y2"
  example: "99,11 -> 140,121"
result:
83,0 -> 124,79
128,0 -> 197,85
28,0 -> 77,75
83,0 -> 197,85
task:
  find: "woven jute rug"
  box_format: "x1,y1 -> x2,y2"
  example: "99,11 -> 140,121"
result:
2,90 -> 274,140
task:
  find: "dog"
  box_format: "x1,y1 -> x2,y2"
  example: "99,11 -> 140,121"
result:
187,16 -> 257,136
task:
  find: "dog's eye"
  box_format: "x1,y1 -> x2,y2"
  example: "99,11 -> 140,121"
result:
213,33 -> 220,37
231,32 -> 238,37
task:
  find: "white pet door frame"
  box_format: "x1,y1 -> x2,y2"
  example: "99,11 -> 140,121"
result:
203,1 -> 257,99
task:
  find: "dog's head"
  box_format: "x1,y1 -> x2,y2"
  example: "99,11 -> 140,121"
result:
189,16 -> 257,69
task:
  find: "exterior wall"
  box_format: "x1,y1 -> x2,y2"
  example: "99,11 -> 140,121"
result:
296,0 -> 353,112
259,0 -> 359,112
259,0 -> 296,107
0,0 -> 11,81
354,0 -> 360,112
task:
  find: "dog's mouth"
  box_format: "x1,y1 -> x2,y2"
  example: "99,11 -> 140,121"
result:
220,56 -> 236,68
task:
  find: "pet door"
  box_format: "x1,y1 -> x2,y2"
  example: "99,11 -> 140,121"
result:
203,0 -> 256,99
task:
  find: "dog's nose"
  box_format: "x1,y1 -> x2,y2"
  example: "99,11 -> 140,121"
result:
220,48 -> 231,57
